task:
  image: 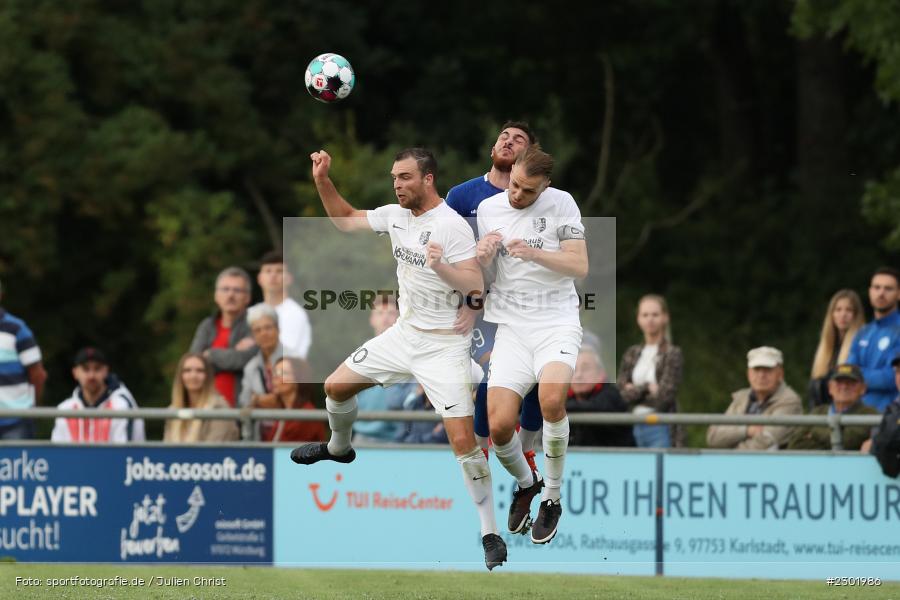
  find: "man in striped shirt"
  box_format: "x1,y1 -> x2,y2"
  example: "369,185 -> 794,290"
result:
0,278 -> 47,440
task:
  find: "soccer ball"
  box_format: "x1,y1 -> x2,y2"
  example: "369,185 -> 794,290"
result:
305,53 -> 355,103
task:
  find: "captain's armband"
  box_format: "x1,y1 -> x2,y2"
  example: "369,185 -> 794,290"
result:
557,224 -> 585,241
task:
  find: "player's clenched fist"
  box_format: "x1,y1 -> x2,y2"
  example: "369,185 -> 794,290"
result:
505,239 -> 537,261
476,232 -> 503,267
310,150 -> 332,180
426,242 -> 444,269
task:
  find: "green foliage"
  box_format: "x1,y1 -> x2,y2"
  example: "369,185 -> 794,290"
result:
863,168 -> 900,250
793,0 -> 900,251
793,0 -> 900,105
0,0 -> 313,404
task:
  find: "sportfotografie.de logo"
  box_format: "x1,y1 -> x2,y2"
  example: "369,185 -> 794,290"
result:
300,289 -> 598,311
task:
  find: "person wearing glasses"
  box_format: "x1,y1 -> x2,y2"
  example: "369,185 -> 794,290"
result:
189,266 -> 257,407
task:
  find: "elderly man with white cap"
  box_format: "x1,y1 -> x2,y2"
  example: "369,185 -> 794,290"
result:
706,346 -> 802,450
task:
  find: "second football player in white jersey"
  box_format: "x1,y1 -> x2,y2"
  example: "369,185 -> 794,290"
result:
292,147 -> 507,570
476,145 -> 588,544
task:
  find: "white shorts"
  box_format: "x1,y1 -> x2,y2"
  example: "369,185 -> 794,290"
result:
487,322 -> 582,398
344,321 -> 474,418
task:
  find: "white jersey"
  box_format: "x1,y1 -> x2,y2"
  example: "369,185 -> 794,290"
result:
275,297 -> 312,359
367,201 -> 476,330
477,187 -> 584,326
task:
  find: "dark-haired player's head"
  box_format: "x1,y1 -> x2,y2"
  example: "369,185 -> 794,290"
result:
393,147 -> 437,210
508,145 -> 553,209
491,121 -> 536,172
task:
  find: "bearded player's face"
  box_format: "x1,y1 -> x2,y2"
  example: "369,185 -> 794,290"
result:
391,157 -> 431,210
490,127 -> 530,171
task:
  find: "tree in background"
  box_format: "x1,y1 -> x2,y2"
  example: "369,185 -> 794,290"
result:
793,0 -> 900,251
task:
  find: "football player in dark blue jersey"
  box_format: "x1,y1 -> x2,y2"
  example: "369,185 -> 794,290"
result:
445,122 -> 545,487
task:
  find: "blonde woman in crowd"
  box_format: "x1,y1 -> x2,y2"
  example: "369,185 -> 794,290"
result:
808,290 -> 864,411
617,294 -> 684,447
164,353 -> 239,443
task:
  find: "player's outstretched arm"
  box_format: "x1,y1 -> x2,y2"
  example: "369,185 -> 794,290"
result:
505,239 -> 588,279
310,150 -> 371,232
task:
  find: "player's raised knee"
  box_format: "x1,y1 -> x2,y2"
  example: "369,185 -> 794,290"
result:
324,372 -> 353,401
488,418 -> 517,445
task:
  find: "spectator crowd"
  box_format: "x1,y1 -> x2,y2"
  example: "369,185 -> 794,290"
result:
1,256 -> 898,455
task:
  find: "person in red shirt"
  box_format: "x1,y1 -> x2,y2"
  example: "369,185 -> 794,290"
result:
188,267 -> 257,406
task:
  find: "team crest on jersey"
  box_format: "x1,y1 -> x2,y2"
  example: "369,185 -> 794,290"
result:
419,231 -> 432,245
532,217 -> 547,233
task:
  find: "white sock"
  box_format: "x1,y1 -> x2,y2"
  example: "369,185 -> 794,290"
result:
494,436 -> 536,489
457,447 -> 498,536
518,427 -> 541,454
541,417 -> 569,502
325,396 -> 357,456
475,433 -> 490,453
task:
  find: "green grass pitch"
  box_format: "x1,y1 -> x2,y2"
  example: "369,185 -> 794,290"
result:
2,564 -> 898,599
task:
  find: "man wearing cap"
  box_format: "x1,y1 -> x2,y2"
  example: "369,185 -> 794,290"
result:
706,346 -> 802,450
787,364 -> 879,450
51,348 -> 145,443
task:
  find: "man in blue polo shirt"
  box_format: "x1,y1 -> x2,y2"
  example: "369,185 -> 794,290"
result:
0,278 -> 47,439
848,267 -> 900,412
446,121 -> 544,473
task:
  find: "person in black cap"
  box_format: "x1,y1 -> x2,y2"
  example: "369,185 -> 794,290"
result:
50,347 -> 145,443
787,364 -> 878,450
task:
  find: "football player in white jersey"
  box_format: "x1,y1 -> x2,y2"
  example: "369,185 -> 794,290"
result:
291,148 -> 507,570
476,145 -> 588,544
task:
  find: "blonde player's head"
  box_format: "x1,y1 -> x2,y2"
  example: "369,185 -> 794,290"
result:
508,145 -> 552,209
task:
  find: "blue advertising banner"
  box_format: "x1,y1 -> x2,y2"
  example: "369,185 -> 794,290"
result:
0,447 -> 273,563
275,447 -> 900,580
663,453 -> 900,579
273,447 -> 657,574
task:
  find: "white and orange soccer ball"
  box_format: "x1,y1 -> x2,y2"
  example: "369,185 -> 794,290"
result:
305,53 -> 355,103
